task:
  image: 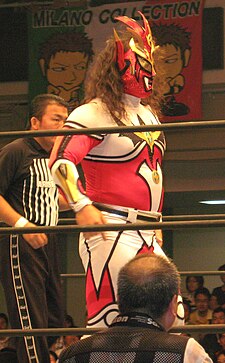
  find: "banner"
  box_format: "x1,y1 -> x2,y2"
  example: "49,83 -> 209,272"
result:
28,0 -> 204,121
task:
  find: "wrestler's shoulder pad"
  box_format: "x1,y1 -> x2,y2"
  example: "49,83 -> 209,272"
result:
66,99 -> 108,128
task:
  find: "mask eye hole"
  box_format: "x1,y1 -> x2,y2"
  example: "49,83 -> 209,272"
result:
137,55 -> 153,73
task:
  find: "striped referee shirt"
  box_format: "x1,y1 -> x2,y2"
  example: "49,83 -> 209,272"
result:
0,138 -> 59,226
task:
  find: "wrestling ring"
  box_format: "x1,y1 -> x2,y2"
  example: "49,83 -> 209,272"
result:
0,119 -> 225,337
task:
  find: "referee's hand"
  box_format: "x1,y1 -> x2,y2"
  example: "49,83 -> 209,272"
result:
22,221 -> 48,249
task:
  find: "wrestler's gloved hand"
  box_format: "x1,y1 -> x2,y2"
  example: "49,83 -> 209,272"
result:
76,204 -> 107,241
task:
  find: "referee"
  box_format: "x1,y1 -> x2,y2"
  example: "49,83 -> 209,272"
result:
0,94 -> 69,363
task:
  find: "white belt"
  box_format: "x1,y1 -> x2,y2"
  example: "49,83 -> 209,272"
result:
93,202 -> 161,223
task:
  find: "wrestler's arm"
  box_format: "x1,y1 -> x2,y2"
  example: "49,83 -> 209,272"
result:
155,229 -> 163,247
0,195 -> 48,249
58,193 -> 70,211
49,134 -> 106,239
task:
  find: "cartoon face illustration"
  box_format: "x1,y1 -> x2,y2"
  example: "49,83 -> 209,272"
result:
151,23 -> 191,116
47,51 -> 89,92
39,31 -> 93,107
153,44 -> 183,80
153,43 -> 190,96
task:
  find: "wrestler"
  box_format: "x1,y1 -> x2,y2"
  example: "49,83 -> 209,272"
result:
49,12 -> 184,328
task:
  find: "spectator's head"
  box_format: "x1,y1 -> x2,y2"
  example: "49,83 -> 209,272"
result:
216,349 -> 225,363
194,287 -> 211,314
117,254 -> 180,331
218,334 -> 225,350
63,314 -> 81,343
0,313 -> 8,330
209,294 -> 220,311
212,307 -> 225,324
64,314 -> 75,328
64,335 -> 80,348
0,349 -> 18,363
185,275 -> 204,293
218,264 -> 225,285
183,298 -> 191,323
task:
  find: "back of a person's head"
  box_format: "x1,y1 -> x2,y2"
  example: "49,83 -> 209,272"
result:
0,348 -> 18,363
0,312 -> 8,327
218,264 -> 225,271
194,287 -> 211,300
117,254 -> 180,319
64,314 -> 75,328
0,313 -> 8,330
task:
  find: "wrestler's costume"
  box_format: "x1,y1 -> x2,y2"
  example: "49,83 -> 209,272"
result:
0,138 -> 64,363
49,12 -> 184,329
51,95 -> 165,327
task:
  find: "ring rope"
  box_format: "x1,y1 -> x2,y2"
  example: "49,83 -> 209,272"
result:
0,325 -> 224,337
57,214 -> 225,224
1,219 -> 225,235
60,271 -> 225,278
1,119 -> 225,140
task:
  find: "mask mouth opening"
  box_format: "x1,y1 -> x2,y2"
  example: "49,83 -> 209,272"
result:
144,76 -> 153,92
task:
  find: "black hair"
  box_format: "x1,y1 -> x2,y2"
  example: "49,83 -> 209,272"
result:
218,264 -> 225,271
194,287 -> 211,300
213,306 -> 225,315
30,93 -> 69,119
185,275 -> 204,291
0,312 -> 8,326
118,254 -> 180,319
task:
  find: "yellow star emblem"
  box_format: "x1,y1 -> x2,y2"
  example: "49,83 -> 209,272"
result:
134,131 -> 161,152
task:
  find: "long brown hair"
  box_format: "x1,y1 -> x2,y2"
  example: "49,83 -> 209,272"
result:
84,32 -> 162,120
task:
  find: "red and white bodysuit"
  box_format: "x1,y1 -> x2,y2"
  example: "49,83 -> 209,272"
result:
50,12 -> 184,329
50,94 -> 166,328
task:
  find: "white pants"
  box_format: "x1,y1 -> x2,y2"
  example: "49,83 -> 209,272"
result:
79,213 -> 169,328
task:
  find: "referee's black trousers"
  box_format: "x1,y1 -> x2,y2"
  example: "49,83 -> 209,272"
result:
0,233 -> 64,363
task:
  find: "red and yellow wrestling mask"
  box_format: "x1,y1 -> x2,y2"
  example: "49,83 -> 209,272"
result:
115,12 -> 155,98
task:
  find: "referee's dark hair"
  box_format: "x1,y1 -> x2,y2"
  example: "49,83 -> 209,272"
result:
27,94 -> 69,129
117,254 -> 180,319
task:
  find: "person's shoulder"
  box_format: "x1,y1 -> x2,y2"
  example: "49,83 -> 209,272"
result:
212,286 -> 222,293
66,99 -> 109,128
189,309 -> 197,317
58,336 -> 93,362
185,337 -> 213,362
207,309 -> 213,320
1,138 -> 25,151
188,310 -> 198,323
128,327 -> 189,350
0,138 -> 26,159
68,100 -> 99,118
